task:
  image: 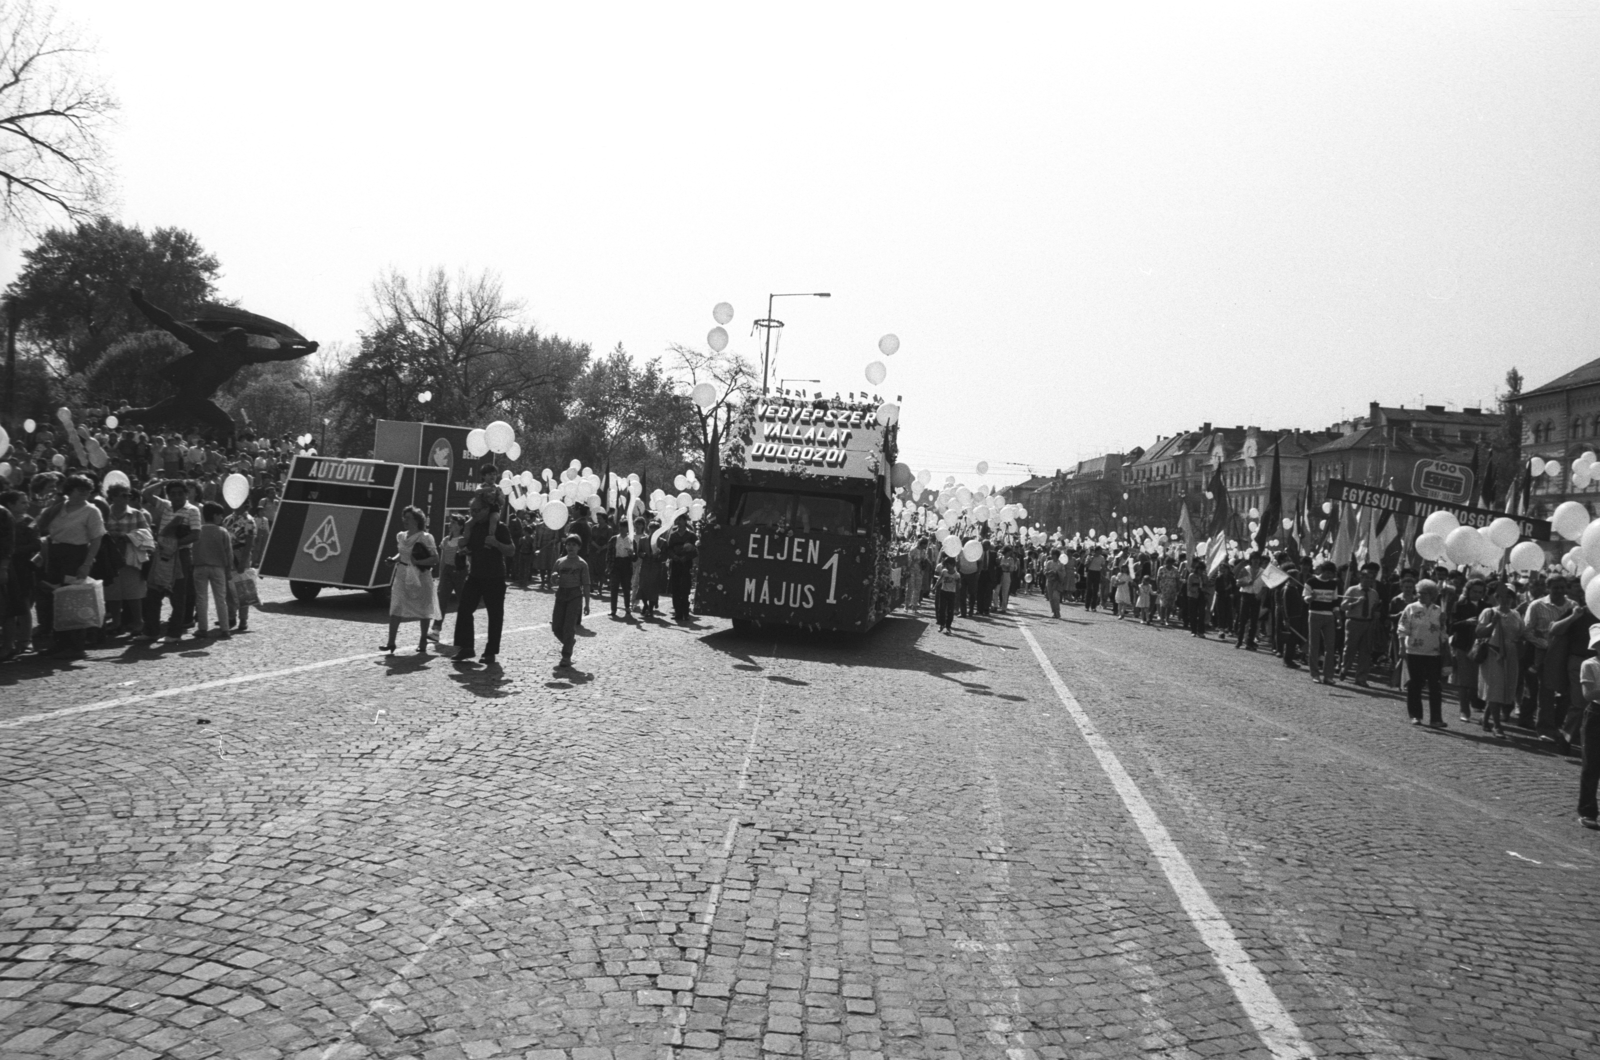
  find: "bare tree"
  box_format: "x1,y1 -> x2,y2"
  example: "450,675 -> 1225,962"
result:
0,1 -> 116,231
668,342 -> 756,497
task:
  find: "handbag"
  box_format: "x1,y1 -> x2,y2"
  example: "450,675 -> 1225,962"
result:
1471,611 -> 1499,665
231,567 -> 261,607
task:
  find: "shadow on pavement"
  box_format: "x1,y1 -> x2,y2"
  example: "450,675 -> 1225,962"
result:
700,615 -> 987,679
257,592 -> 389,625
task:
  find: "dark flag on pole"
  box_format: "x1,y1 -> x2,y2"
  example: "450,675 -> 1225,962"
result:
1254,441 -> 1282,553
1207,462 -> 1230,536
1480,447 -> 1497,508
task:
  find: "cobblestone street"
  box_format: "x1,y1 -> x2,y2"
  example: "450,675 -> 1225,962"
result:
3,580 -> 1598,1060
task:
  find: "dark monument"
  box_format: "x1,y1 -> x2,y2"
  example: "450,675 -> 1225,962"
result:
115,287 -> 319,441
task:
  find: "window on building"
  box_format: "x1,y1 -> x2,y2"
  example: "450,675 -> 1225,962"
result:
1575,418 -> 1585,440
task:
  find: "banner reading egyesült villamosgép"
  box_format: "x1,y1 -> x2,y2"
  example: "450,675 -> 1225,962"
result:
1326,479 -> 1553,541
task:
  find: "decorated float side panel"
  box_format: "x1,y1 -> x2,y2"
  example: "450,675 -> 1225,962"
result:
261,457 -> 446,589
374,420 -> 476,510
695,528 -> 881,630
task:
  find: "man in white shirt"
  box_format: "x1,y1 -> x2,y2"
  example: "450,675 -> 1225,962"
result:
1524,575 -> 1575,731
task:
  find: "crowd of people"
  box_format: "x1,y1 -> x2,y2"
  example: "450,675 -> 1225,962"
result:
0,422 -> 709,672
388,470 -> 704,672
0,419 -> 295,661
898,528 -> 1600,829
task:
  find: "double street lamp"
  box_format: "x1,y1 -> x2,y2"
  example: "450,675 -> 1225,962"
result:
756,292 -> 830,395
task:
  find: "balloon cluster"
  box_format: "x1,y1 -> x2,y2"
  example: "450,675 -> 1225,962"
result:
892,467 -> 1043,557
1414,509 -> 1531,571
467,420 -> 521,462
864,333 -> 898,388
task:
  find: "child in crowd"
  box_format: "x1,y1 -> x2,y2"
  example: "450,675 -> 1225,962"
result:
935,555 -> 961,634
550,533 -> 591,669
192,502 -> 233,639
1137,574 -> 1155,625
1111,567 -> 1133,620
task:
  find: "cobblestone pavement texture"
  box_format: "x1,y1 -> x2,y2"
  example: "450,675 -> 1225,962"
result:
2,579 -> 1598,1059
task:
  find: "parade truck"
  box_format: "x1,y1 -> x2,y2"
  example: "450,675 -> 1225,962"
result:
694,395 -> 906,633
259,420 -> 476,602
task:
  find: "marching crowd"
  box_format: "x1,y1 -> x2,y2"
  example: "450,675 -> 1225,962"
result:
898,529 -> 1600,829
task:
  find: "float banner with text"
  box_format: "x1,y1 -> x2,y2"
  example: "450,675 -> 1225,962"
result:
744,403 -> 885,480
1327,479 -> 1553,541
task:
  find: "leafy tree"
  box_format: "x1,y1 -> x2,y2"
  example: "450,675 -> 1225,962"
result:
1489,366 -> 1523,508
5,217 -> 221,374
560,344 -> 694,483
82,329 -> 186,410
0,0 -> 116,231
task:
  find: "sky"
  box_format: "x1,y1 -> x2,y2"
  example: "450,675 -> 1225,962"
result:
6,1 -> 1600,489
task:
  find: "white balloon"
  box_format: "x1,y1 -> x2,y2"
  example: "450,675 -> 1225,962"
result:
1415,532 -> 1447,562
942,534 -> 961,558
713,302 -> 734,325
466,428 -> 489,457
976,461 -> 989,475
23,418 -> 35,433
0,425 -> 8,459
570,459 -> 582,470
506,441 -> 522,461
1422,510 -> 1460,537
541,502 -> 569,530
961,539 -> 983,563
673,474 -> 688,491
1582,519 -> 1600,570
102,469 -> 131,492
222,472 -> 250,509
691,382 -> 717,410
1553,501 -> 1590,541
1486,516 -> 1520,549
1586,577 -> 1600,619
1583,565 -> 1598,589
104,415 -> 118,430
1444,525 -> 1481,566
484,420 -> 515,454
1509,540 -> 1545,573
1476,526 -> 1503,565
875,403 -> 900,426
864,361 -> 887,386
707,326 -> 729,353
879,334 -> 900,356
1530,457 -> 1546,476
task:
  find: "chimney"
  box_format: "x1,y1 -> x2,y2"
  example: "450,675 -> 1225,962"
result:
1200,422 -> 1212,433
1369,401 -> 1381,424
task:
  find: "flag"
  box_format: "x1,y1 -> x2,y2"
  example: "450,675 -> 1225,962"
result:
1260,561 -> 1290,590
1177,502 -> 1198,559
1480,447 -> 1497,508
1254,441 -> 1282,552
1207,462 -> 1230,536
1331,503 -> 1359,567
1205,530 -> 1230,575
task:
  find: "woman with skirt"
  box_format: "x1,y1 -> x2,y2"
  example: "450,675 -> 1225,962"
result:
383,506 -> 439,655
1477,581 -> 1525,736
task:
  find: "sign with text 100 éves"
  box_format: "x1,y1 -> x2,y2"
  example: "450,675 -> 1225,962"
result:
1410,458 -> 1474,504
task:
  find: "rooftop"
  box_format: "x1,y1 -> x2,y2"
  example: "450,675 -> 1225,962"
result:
1517,357 -> 1600,401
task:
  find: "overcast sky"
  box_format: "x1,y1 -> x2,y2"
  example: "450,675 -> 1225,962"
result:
7,1 -> 1600,488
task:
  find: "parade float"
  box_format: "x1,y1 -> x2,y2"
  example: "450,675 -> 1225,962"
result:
694,390 -> 908,633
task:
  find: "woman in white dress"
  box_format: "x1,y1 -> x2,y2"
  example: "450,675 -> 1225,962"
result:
383,506 -> 439,654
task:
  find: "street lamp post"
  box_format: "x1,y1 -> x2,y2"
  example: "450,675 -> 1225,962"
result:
755,292 -> 830,395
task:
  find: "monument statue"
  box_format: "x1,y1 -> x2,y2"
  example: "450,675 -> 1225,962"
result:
114,287 -> 319,441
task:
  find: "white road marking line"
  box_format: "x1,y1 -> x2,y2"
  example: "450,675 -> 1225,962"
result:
320,894 -> 483,1060
1,625 -> 548,729
670,642 -> 775,1055
1015,620 -> 1316,1060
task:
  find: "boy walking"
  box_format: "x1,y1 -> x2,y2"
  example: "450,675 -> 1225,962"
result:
552,534 -> 591,668
935,555 -> 960,633
193,502 -> 233,639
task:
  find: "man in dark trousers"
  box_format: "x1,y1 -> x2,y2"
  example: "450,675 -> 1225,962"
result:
453,494 -> 514,666
665,513 -> 698,624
